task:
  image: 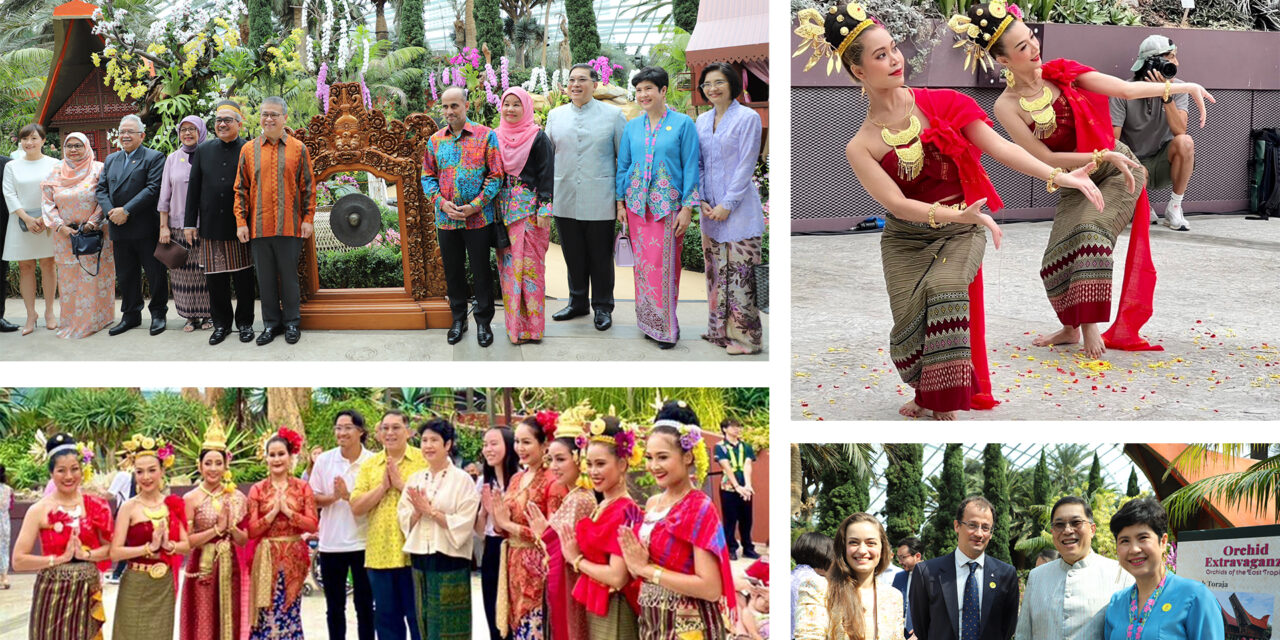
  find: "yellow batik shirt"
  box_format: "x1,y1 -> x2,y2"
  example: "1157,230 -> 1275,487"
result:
352,446 -> 427,569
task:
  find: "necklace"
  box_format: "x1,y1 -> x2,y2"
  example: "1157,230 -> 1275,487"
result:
199,483 -> 224,513
591,494 -> 622,521
1126,574 -> 1168,640
140,499 -> 168,526
1018,85 -> 1057,139
871,90 -> 923,181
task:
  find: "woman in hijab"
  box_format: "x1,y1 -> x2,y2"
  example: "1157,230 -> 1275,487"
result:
41,132 -> 116,339
495,87 -> 555,344
158,115 -> 213,332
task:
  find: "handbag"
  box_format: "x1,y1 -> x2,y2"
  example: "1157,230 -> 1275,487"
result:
69,227 -> 105,276
614,231 -> 635,268
491,218 -> 511,250
153,237 -> 190,269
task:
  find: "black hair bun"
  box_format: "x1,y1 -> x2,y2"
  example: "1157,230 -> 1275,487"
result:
822,2 -> 875,50
46,432 -> 77,453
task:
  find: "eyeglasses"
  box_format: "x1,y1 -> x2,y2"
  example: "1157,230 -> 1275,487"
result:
261,112 -> 283,120
214,117 -> 239,125
960,521 -> 993,533
179,127 -> 198,134
118,130 -> 142,136
567,77 -> 593,84
64,143 -> 86,150
1051,519 -> 1092,533
700,80 -> 729,90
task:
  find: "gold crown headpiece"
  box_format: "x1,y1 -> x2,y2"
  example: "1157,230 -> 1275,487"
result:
202,416 -> 229,452
793,3 -> 877,76
119,433 -> 175,469
947,0 -> 1020,73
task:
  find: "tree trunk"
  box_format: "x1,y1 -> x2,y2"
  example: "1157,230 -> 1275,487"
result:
376,0 -> 389,41
180,388 -> 203,403
540,2 -> 552,69
790,443 -> 802,521
204,388 -> 224,410
266,388 -> 311,436
465,0 -> 478,49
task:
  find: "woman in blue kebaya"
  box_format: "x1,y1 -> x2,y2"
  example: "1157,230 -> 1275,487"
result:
1104,497 -> 1224,640
616,66 -> 700,350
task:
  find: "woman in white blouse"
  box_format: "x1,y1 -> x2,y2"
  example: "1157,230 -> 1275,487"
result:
2,123 -> 60,334
397,417 -> 481,639
791,532 -> 834,639
795,512 -> 904,640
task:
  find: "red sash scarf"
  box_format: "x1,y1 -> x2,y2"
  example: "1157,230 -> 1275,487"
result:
1040,59 -> 1162,351
913,88 -> 1001,408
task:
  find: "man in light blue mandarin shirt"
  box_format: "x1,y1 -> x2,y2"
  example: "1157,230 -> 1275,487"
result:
1015,496 -> 1133,640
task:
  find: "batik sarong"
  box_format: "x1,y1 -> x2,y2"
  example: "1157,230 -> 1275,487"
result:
497,216 -> 550,343
629,206 -> 682,343
701,233 -> 763,352
248,572 -> 304,640
412,553 -> 472,640
169,233 -> 212,319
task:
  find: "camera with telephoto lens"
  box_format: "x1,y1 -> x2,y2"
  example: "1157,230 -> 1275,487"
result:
1138,56 -> 1177,79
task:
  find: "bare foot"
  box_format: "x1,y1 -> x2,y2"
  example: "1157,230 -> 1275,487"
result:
899,400 -> 932,418
933,411 -> 957,421
1032,324 -> 1080,347
1081,323 -> 1106,359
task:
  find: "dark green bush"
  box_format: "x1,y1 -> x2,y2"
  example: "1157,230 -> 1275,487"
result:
303,398 -> 385,453
318,246 -> 405,289
139,392 -> 211,443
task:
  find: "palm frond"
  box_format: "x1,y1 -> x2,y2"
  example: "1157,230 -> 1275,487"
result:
1166,443 -> 1263,479
1163,452 -> 1280,526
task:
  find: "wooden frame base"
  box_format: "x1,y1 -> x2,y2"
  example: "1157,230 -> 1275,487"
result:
300,289 -> 452,330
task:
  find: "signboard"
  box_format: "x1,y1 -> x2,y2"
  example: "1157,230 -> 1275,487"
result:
1178,524 -> 1279,640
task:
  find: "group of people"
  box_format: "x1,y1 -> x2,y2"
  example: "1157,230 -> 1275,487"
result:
793,0 -> 1211,419
12,399 -> 754,640
2,58 -> 767,355
426,61 -> 765,352
792,494 -> 1224,640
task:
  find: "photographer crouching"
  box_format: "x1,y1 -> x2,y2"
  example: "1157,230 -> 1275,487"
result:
1110,35 -> 1196,231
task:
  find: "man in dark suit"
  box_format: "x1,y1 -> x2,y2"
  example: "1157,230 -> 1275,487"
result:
0,153 -> 18,332
894,536 -> 924,639
909,496 -> 1019,640
95,114 -> 168,335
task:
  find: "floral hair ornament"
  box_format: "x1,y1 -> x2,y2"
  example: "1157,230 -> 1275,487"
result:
948,0 -> 1022,73
793,2 -> 877,76
36,431 -> 98,483
652,418 -> 710,485
535,409 -> 560,440
260,426 -> 305,458
119,433 -> 176,470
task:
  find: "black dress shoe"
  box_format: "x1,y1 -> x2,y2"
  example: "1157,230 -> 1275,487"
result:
446,320 -> 468,345
149,317 -> 166,336
728,549 -> 739,561
109,318 -> 140,336
209,327 -> 230,345
0,318 -> 18,333
742,548 -> 761,559
658,339 -> 677,350
256,327 -> 280,346
477,323 -> 493,347
284,325 -> 301,344
238,326 -> 256,343
593,309 -> 612,331
552,304 -> 589,321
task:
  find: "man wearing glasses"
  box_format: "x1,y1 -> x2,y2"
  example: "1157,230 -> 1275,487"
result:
233,96 -> 316,345
892,536 -> 924,639
95,113 -> 168,335
909,496 -> 1019,640
185,100 -> 257,345
1014,496 -> 1133,640
543,63 -> 627,331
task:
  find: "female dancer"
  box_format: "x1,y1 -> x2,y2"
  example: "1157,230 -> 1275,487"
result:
794,513 -> 904,640
952,0 -> 1213,357
179,420 -> 249,640
12,433 -> 112,639
493,412 -> 566,640
495,86 -> 555,344
794,1 -> 1103,419
557,412 -> 644,639
246,429 -> 318,640
398,417 -> 481,640
618,401 -> 736,639
109,434 -> 189,640
525,404 -> 598,640
476,425 -> 520,640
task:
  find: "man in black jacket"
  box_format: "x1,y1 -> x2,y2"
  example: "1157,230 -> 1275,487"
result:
185,101 -> 256,345
0,153 -> 18,332
95,114 -> 168,335
909,496 -> 1019,640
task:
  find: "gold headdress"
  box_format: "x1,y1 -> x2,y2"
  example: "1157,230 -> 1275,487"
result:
200,417 -> 237,492
558,400 -> 644,490
948,0 -> 1019,73
119,433 -> 175,470
793,2 -> 877,76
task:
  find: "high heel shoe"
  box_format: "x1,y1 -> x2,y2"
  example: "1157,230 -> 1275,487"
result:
22,314 -> 37,336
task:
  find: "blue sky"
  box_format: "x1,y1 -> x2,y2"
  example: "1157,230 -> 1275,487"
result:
1213,590 -> 1275,620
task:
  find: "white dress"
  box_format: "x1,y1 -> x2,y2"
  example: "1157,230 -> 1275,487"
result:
2,155 -> 59,260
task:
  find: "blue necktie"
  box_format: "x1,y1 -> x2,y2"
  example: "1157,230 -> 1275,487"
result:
962,561 -> 980,640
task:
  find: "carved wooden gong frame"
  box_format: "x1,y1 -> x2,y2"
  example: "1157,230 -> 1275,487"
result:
294,82 -> 451,329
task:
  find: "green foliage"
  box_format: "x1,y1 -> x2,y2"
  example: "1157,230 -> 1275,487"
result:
1051,0 -> 1142,25
647,26 -> 692,112
303,398 -> 385,453
1088,488 -> 1127,559
0,48 -> 53,154
138,392 -> 211,443
523,388 -> 766,440
884,443 -> 925,546
566,0 -> 603,64
923,444 -> 965,559
0,436 -> 46,491
476,0 -> 506,58
44,388 -> 144,473
317,246 -> 405,288
169,416 -> 263,485
1086,453 -> 1103,497
1127,467 -> 1140,497
396,0 -> 427,114
983,444 -> 1012,563
1033,450 -> 1051,506
249,0 -> 275,47
672,0 -> 699,32
454,424 -> 484,466
818,482 -> 867,538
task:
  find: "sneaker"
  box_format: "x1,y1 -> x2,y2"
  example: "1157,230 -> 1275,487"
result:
1163,204 -> 1190,231
1149,206 -> 1158,225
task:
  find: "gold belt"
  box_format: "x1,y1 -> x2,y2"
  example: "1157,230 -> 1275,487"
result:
252,535 -> 303,618
128,561 -> 169,579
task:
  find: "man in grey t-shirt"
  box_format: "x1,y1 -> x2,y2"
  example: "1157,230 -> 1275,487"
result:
1110,35 -> 1196,231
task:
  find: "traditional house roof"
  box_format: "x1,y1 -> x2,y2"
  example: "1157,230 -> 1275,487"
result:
35,0 -> 132,128
1126,444 -> 1280,529
1226,593 -> 1271,631
686,0 -> 768,67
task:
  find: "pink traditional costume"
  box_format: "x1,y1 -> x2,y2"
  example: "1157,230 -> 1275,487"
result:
541,486 -> 596,640
495,87 -> 555,343
41,132 -> 115,339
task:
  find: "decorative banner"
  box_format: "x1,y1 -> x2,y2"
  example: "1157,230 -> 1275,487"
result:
1178,524 -> 1279,640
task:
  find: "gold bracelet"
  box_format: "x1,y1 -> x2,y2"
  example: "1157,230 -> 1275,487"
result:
572,556 -> 584,573
652,567 -> 664,586
1046,167 -> 1064,193
1089,149 -> 1106,174
49,555 -> 55,567
1163,80 -> 1172,103
927,202 -> 943,229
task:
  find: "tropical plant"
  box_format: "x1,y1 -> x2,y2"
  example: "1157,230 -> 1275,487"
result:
507,16 -> 545,67
1049,443 -> 1090,490
169,416 -> 263,485
922,444 -> 965,559
43,388 -> 145,474
646,25 -> 692,112
0,48 -> 53,154
794,443 -> 878,528
672,0 -> 698,31
621,0 -> 677,30
138,392 -> 212,443
1163,444 -> 1280,526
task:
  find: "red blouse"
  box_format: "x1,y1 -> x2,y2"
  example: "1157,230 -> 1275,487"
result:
880,142 -> 965,207
572,496 -> 643,616
1030,92 -> 1078,153
246,477 -> 318,610
39,493 -> 113,571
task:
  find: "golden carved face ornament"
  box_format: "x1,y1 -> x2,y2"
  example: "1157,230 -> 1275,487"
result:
334,114 -> 361,151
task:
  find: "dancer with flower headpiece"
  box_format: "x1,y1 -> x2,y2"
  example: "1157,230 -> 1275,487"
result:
13,433 -> 113,640
493,410 -> 567,640
109,433 -> 190,640
246,427 -> 317,640
180,418 -> 249,640
618,400 -> 737,639
948,0 -> 1214,358
523,402 -> 600,640
793,1 -> 1103,419
397,416 -> 480,640
557,407 -> 644,640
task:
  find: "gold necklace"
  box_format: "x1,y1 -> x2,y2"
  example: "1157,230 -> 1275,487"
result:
140,499 -> 168,526
872,91 -> 923,181
1018,85 -> 1057,139
199,483 -> 224,513
591,494 -> 622,521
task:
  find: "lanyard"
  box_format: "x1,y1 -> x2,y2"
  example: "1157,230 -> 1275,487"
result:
640,108 -> 671,188
724,442 -> 745,471
1126,574 -> 1168,640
